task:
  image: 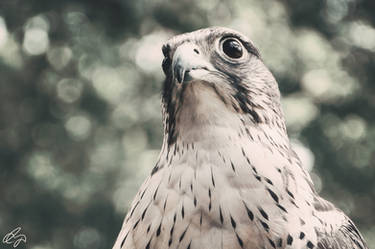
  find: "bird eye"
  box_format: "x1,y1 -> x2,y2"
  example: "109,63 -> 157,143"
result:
222,38 -> 243,59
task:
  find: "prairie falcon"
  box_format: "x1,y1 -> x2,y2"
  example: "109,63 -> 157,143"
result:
112,27 -> 368,249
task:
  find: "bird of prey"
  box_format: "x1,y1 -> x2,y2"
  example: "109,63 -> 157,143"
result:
112,27 -> 368,249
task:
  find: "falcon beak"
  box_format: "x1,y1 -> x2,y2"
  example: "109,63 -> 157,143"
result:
172,43 -> 213,84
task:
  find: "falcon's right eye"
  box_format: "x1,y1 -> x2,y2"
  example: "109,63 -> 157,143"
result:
222,38 -> 243,59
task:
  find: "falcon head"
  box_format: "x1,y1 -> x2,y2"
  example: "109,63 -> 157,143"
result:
161,27 -> 286,145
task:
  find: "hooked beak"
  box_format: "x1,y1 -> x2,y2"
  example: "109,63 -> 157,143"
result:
172,43 -> 214,84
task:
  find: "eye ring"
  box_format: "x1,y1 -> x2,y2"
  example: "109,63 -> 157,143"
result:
220,37 -> 244,59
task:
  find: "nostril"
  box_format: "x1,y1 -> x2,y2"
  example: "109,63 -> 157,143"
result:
193,48 -> 200,55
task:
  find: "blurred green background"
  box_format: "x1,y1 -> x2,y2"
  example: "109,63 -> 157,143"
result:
0,0 -> 374,248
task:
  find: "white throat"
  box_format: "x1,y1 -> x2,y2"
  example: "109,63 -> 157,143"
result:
173,82 -> 242,147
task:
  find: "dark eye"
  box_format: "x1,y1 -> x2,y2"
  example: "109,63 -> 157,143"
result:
222,38 -> 243,59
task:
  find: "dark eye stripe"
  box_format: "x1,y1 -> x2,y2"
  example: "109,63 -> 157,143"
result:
162,44 -> 171,57
242,40 -> 260,58
162,57 -> 171,75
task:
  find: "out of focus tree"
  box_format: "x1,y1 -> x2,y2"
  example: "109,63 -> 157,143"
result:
0,0 -> 374,248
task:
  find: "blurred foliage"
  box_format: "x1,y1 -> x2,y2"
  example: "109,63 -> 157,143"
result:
0,0 -> 374,248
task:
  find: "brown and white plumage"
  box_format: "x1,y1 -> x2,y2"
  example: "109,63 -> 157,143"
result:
112,27 -> 368,249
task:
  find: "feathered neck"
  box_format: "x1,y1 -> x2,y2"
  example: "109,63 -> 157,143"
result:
160,81 -> 290,153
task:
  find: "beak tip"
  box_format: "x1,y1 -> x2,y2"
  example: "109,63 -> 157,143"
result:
176,74 -> 183,84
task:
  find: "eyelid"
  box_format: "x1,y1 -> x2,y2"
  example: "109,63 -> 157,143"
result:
220,35 -> 243,45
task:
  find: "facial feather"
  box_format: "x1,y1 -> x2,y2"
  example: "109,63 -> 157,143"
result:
162,27 -> 286,146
